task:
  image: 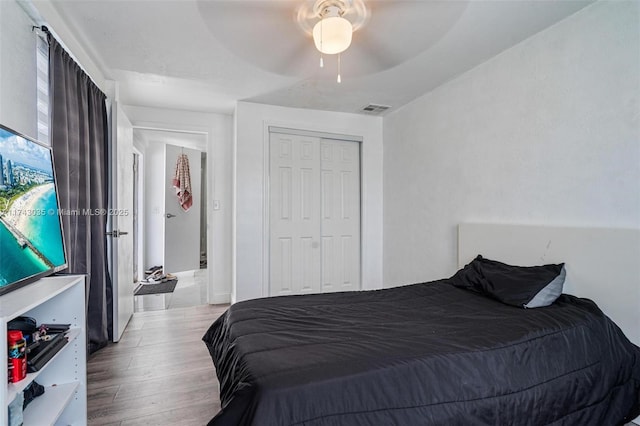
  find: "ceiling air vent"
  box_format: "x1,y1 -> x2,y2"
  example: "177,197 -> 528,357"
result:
362,104 -> 391,115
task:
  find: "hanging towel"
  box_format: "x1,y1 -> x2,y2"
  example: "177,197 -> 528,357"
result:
172,153 -> 193,211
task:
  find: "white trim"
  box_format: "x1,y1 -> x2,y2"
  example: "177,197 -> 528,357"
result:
132,145 -> 145,284
268,126 -> 363,143
263,123 -> 364,298
133,125 -> 209,136
212,292 -> 231,305
262,122 -> 271,298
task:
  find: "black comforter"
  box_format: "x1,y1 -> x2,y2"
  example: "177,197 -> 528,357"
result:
203,280 -> 640,425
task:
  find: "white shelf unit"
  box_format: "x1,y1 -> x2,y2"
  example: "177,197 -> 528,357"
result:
0,275 -> 87,425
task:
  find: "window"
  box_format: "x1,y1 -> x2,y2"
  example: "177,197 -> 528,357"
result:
36,34 -> 49,145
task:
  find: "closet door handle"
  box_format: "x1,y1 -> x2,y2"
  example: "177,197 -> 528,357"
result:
165,213 -> 176,219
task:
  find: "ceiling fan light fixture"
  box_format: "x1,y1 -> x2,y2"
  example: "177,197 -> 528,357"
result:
313,15 -> 352,55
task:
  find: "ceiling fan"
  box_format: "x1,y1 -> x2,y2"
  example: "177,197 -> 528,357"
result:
196,0 -> 469,80
296,0 -> 369,81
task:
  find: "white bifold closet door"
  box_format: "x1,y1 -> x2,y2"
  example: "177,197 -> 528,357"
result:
269,132 -> 361,296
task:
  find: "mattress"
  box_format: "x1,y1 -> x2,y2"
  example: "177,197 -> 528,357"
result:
203,279 -> 640,425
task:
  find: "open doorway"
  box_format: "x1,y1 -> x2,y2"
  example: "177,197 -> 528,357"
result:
132,128 -> 209,311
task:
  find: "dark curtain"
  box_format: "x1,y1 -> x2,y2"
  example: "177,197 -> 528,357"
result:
47,34 -> 112,354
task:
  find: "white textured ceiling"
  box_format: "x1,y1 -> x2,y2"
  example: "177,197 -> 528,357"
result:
43,0 -> 593,115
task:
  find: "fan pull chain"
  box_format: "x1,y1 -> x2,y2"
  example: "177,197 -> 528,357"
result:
337,53 -> 342,83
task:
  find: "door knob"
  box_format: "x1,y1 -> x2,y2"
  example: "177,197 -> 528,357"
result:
165,213 -> 176,219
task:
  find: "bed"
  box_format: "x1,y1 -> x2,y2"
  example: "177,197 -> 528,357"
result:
203,225 -> 640,425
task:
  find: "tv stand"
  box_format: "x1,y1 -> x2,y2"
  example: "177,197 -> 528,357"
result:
0,275 -> 86,425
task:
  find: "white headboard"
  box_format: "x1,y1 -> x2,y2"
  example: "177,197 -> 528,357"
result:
458,223 -> 640,346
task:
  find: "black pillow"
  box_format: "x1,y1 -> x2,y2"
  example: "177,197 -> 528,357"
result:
450,255 -> 566,308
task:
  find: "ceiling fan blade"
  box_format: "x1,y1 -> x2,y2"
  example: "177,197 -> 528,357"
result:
197,0 -> 317,76
196,0 -> 469,77
338,0 -> 470,76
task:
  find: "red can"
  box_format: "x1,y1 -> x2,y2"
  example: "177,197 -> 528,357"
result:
8,330 -> 27,383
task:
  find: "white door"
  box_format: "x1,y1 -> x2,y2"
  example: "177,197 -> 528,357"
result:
164,144 -> 201,273
111,103 -> 134,342
320,139 -> 361,292
269,133 -> 322,296
269,132 -> 361,296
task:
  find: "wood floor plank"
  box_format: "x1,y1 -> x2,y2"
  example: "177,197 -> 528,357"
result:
88,385 -> 218,424
119,399 -> 220,426
87,303 -> 227,425
113,369 -> 218,401
87,384 -> 120,401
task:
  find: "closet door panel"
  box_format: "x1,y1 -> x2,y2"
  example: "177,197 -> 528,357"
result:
320,139 -> 361,293
269,133 -> 321,296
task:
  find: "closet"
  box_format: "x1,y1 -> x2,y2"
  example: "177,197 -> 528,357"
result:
269,129 -> 361,296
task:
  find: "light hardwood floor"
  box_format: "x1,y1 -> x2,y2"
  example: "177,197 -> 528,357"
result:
87,304 -> 229,425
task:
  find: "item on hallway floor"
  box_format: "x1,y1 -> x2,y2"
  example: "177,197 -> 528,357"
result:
134,279 -> 178,296
23,381 -> 45,408
172,153 -> 193,211
141,269 -> 168,284
144,265 -> 163,274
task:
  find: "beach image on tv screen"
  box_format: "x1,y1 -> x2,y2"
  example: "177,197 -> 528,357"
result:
0,128 -> 66,289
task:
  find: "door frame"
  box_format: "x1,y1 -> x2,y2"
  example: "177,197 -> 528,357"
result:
262,124 -> 364,297
132,125 -> 210,304
109,102 -> 135,342
132,146 -> 144,283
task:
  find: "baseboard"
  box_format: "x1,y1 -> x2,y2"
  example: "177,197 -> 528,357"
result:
211,293 -> 230,304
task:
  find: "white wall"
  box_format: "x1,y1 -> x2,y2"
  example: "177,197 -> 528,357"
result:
383,1 -> 640,286
234,101 -> 384,302
30,0 -> 106,93
0,0 -> 106,138
0,1 -> 39,138
125,105 -> 234,304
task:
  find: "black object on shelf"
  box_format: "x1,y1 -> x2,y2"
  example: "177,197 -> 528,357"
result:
26,333 -> 68,373
40,323 -> 70,333
23,381 -> 45,409
8,316 -> 37,333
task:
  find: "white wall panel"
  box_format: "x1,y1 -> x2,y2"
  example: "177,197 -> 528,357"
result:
383,1 -> 640,287
0,1 -> 38,139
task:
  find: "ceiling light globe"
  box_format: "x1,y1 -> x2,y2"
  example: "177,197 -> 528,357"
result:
313,16 -> 353,55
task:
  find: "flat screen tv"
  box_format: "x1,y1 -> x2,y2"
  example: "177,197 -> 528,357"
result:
0,123 -> 67,296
